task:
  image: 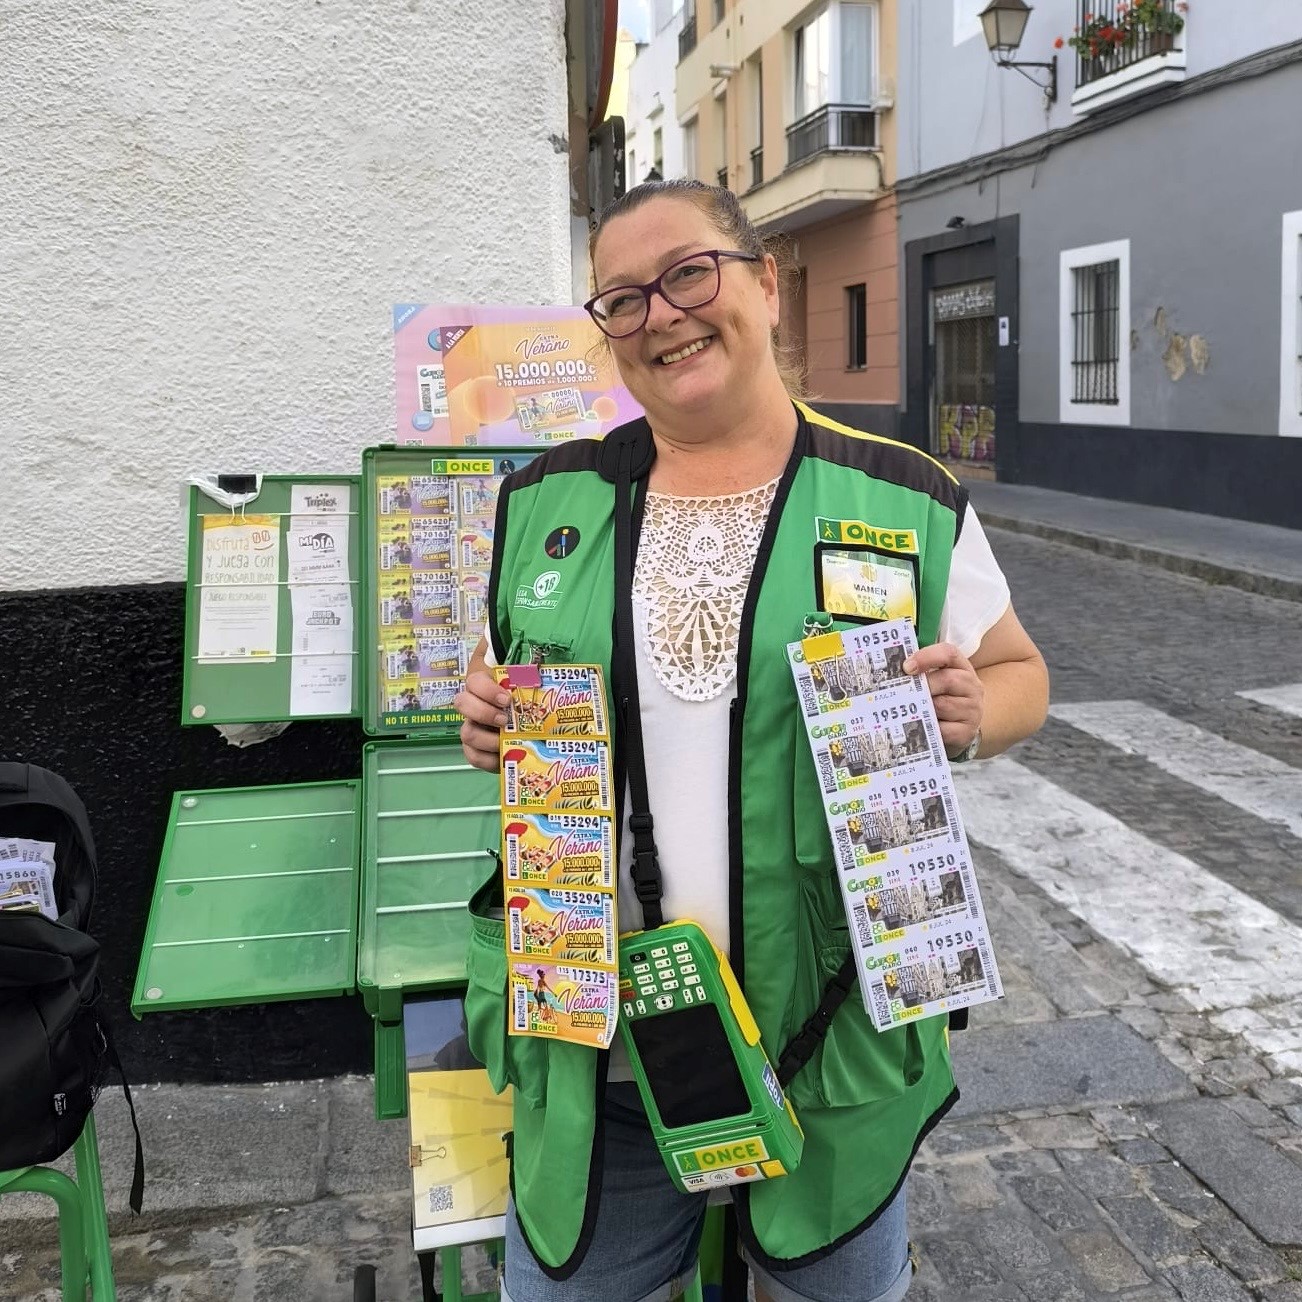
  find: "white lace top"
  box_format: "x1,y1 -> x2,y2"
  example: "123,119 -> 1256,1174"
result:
633,478 -> 780,701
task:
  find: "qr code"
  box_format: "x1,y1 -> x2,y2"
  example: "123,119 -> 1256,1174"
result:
428,1184 -> 454,1214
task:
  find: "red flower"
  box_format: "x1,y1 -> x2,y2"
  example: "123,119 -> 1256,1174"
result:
1053,35 -> 1064,47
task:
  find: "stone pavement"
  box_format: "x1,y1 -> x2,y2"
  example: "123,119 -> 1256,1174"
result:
965,482 -> 1302,603
4,843 -> 1302,1301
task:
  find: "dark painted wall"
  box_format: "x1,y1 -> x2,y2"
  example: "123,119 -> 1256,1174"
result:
1,583 -> 375,1084
1017,424 -> 1302,529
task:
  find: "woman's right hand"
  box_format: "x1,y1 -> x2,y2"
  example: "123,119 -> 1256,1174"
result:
455,663 -> 511,772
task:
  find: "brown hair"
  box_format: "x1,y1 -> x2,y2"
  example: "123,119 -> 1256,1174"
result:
588,179 -> 809,400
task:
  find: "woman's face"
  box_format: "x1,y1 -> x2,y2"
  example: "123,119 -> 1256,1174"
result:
591,198 -> 780,423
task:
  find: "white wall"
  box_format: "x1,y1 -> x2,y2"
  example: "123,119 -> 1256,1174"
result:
626,4 -> 687,186
0,0 -> 572,591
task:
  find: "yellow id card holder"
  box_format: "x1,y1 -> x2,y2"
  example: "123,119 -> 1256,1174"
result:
816,547 -> 918,625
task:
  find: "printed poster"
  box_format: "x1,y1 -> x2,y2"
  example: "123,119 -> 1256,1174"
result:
197,515 -> 280,662
392,304 -> 643,447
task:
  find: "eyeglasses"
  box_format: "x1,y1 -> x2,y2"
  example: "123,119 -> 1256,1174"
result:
584,249 -> 761,339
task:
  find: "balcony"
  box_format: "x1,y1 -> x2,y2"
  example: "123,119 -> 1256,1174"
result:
1070,0 -> 1186,114
786,104 -> 877,168
678,12 -> 697,62
716,166 -> 729,190
749,145 -> 763,191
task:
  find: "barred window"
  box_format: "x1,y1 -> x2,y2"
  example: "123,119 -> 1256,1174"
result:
1071,260 -> 1120,404
846,284 -> 867,369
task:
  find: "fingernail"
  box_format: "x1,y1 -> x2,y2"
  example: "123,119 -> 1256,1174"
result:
903,658 -> 916,673
496,693 -> 511,707
495,713 -> 508,728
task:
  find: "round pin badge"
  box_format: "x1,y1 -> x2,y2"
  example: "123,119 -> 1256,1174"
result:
544,526 -> 580,560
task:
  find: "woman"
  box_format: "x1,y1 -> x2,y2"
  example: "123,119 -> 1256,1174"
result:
456,180 -> 1049,1302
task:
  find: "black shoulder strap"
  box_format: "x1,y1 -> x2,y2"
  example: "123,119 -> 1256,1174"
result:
99,1013 -> 145,1214
608,429 -> 664,931
776,953 -> 859,1086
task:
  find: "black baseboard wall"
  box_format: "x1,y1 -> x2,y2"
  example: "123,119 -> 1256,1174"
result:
1,582 -> 376,1083
1014,423 -> 1302,529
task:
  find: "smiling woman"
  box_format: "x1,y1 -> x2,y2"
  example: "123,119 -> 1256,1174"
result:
454,180 -> 1049,1302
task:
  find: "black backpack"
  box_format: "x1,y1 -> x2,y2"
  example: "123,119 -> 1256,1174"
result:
0,762 -> 143,1210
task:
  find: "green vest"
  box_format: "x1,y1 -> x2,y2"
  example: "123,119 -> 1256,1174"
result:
465,405 -> 968,1278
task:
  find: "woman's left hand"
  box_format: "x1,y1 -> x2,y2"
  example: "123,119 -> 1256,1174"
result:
903,642 -> 984,759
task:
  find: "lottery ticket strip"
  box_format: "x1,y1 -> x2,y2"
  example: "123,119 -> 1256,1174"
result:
495,665 -> 621,1049
789,618 -> 1004,1031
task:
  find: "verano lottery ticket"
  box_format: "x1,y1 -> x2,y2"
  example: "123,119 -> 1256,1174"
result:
505,887 -> 617,967
500,739 -> 613,812
493,664 -> 609,738
509,961 -> 618,1047
860,921 -> 1002,1030
789,617 -> 1002,1031
503,813 -> 616,889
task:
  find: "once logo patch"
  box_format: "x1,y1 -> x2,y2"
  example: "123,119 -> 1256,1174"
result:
545,526 -> 580,560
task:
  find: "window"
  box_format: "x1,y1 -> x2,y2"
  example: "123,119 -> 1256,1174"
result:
793,3 -> 875,119
1280,210 -> 1302,438
682,118 -> 698,179
653,127 -> 664,177
713,0 -> 725,22
1059,240 -> 1130,425
717,94 -> 728,186
627,148 -> 636,187
847,284 -> 867,369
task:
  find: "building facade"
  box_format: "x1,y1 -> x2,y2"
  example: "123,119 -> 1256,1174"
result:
1,0 -> 588,1082
896,0 -> 1302,523
672,0 -> 904,435
626,1 -> 691,188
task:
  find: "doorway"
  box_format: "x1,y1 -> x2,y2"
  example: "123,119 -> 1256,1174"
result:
930,279 -> 996,477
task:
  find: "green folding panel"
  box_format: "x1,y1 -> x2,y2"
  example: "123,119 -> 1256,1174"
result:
357,740 -> 500,1022
181,475 -> 363,726
132,780 -> 361,1015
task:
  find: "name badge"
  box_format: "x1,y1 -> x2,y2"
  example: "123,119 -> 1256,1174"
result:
818,548 -> 918,624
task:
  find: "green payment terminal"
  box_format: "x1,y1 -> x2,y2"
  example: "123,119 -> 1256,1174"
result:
618,920 -> 804,1194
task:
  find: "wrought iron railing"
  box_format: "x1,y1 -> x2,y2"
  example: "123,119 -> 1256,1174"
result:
716,166 -> 729,190
1074,0 -> 1183,88
749,145 -> 763,189
678,12 -> 697,61
786,104 -> 877,168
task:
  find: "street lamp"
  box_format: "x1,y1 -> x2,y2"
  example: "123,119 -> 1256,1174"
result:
979,0 -> 1057,102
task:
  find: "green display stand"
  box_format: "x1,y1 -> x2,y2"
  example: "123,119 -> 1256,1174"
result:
181,476 -> 363,727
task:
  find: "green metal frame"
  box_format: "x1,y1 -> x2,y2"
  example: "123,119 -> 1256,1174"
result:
0,1113 -> 116,1302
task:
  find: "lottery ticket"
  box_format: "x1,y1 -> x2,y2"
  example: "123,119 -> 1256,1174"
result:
515,387 -> 584,434
839,847 -> 982,950
379,591 -> 415,628
0,863 -> 57,920
0,838 -> 55,863
382,639 -> 422,682
385,679 -> 423,713
416,635 -> 465,679
806,698 -> 945,798
509,962 -> 618,1047
411,578 -> 460,628
859,920 -> 1003,1031
418,679 -> 461,710
505,888 -> 617,967
409,474 -> 455,516
460,574 -> 489,628
825,776 -> 962,869
791,623 -> 924,719
459,527 -> 494,571
493,664 -> 609,738
458,476 -> 502,523
410,519 -> 456,571
501,739 -> 613,812
377,475 -> 412,516
503,813 -> 616,889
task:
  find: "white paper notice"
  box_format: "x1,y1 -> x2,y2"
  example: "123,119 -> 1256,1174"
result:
197,516 -> 280,663
290,654 -> 353,716
287,483 -> 354,715
290,483 -> 351,517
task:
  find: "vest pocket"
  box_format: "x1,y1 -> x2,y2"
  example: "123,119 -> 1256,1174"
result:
464,871 -> 548,1108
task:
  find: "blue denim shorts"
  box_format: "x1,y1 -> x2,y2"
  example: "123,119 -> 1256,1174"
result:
501,1083 -> 912,1302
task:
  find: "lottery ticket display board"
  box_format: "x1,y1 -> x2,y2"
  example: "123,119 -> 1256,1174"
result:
364,447 -> 537,738
393,304 -> 642,447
